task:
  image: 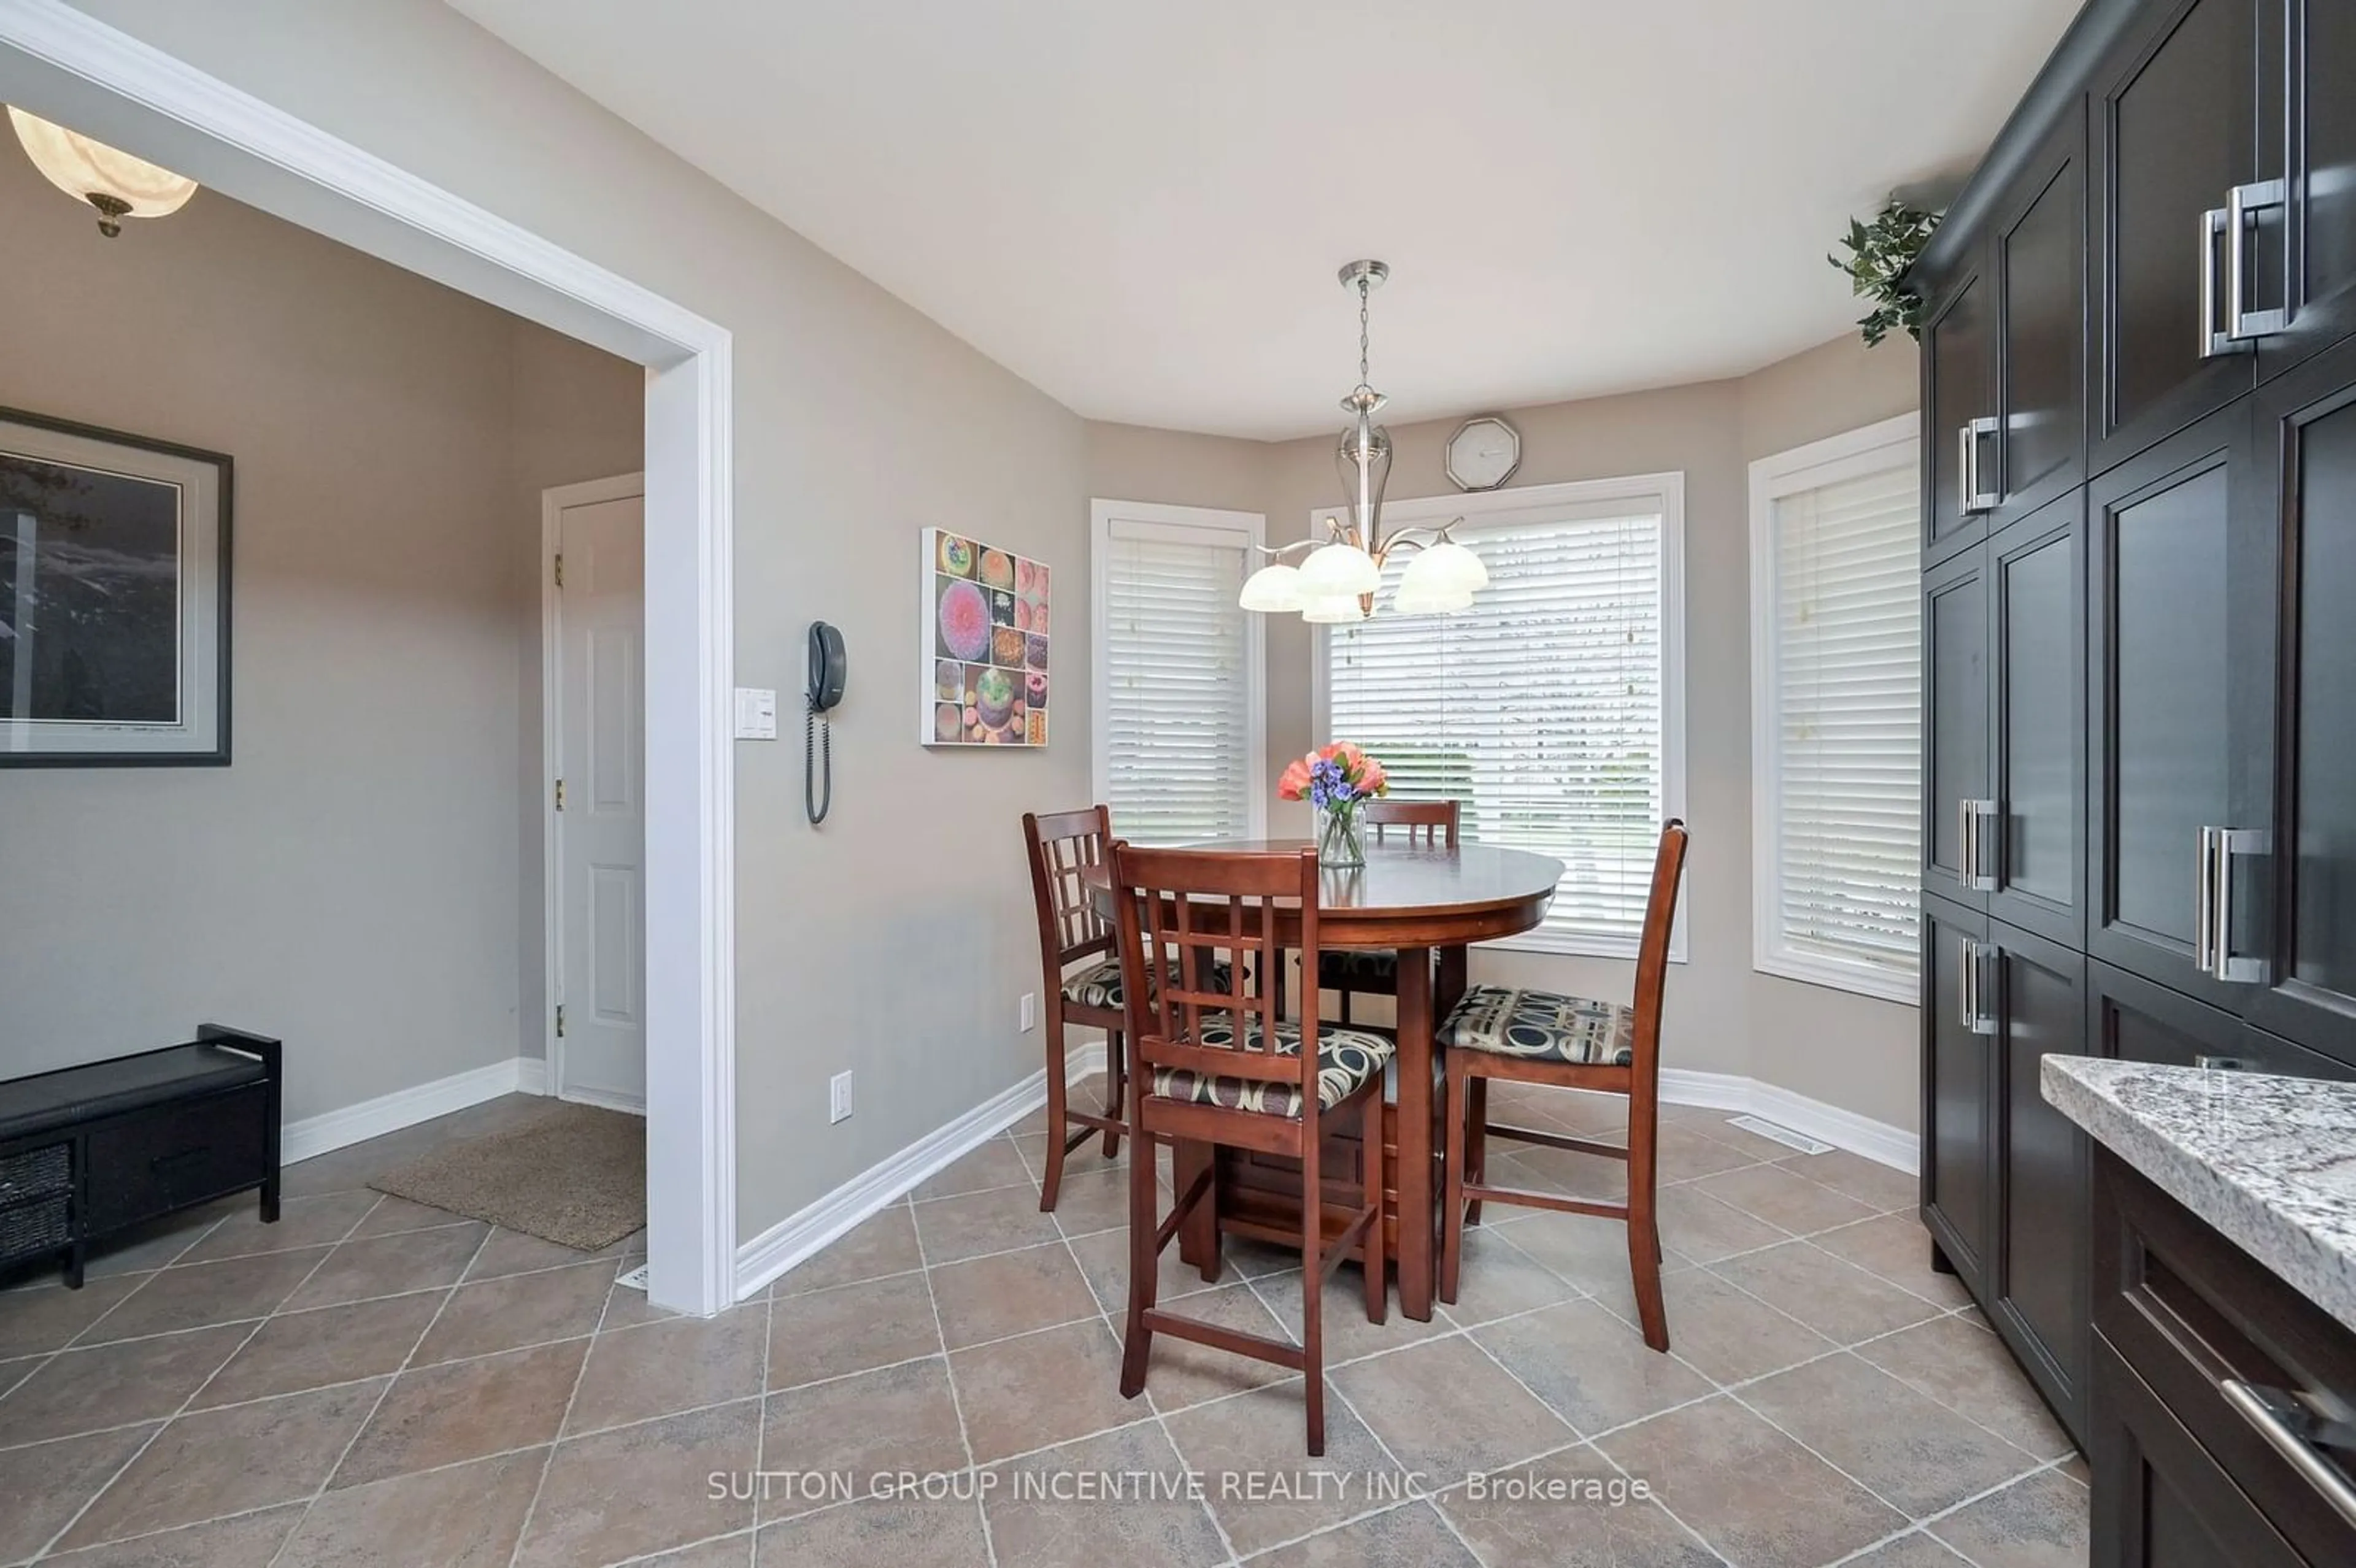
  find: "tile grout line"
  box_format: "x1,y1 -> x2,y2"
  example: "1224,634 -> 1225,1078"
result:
31,1196 -> 379,1564
1049,1129 -> 1245,1568
744,1247 -> 776,1568
264,1215 -> 499,1568
911,1189 -> 1001,1568
498,1231 -> 628,1568
1434,1279 -> 1739,1568
1821,1452 -> 2080,1566
7,1248 -> 628,1373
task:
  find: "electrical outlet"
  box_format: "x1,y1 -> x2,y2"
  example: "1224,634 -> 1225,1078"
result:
1018,993 -> 1037,1032
829,1070 -> 853,1124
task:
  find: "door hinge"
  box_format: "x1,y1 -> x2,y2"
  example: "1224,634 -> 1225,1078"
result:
554,778 -> 566,811
555,1004 -> 566,1039
553,553 -> 564,588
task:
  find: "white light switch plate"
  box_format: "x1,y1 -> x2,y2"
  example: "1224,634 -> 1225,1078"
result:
733,686 -> 778,740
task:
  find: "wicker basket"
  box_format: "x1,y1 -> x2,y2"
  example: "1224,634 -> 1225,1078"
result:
0,1143 -> 69,1202
0,1193 -> 71,1265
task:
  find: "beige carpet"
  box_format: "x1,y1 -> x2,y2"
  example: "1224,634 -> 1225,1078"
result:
369,1102 -> 645,1250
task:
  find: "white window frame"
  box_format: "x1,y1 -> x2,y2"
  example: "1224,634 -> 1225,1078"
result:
1090,498 -> 1269,841
1747,413 -> 1922,1005
1309,474 -> 1688,961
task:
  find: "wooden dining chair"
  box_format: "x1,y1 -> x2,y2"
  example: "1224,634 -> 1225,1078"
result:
1438,819 -> 1688,1351
1107,842 -> 1390,1455
1317,799 -> 1460,1024
1021,806 -> 1130,1212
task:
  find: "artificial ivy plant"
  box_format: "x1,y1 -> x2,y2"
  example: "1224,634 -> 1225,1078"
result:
1828,199 -> 1942,347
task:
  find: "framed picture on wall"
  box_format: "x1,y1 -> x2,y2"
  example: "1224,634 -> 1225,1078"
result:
0,407 -> 232,766
922,527 -> 1049,747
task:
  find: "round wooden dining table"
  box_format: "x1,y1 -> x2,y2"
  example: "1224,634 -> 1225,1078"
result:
1085,838 -> 1565,1321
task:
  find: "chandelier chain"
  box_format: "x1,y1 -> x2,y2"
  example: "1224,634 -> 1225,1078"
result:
1358,278 -> 1371,386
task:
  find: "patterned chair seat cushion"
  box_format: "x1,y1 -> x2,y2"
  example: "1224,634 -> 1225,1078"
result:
1438,984 -> 1634,1067
1315,949 -> 1399,986
1149,1018 -> 1395,1120
1060,957 -> 1233,1013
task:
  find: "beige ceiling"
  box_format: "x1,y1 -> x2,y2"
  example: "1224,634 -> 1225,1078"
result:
447,0 -> 2079,439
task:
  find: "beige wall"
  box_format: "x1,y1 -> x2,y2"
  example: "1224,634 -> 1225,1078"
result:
0,146 -> 641,1120
1087,332 -> 1925,1131
61,0 -> 1096,1246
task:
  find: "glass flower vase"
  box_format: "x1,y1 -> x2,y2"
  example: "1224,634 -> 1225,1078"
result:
1316,804 -> 1366,868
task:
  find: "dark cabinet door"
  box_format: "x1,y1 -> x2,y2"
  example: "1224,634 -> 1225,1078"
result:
2085,406 -> 2249,1009
1924,259 -> 1998,566
1996,109 -> 2089,528
2258,0 -> 2356,378
1988,491 -> 2087,946
2090,957 -> 2356,1081
2090,1338 -> 2311,1568
1986,918 -> 2088,1440
2090,0 -> 2258,472
2239,335 -> 2356,1069
1921,896 -> 1995,1293
1925,548 -> 1992,908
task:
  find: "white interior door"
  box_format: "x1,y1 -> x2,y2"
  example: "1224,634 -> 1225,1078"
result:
552,480 -> 647,1111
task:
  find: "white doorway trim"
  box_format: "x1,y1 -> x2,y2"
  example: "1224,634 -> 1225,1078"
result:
542,472 -> 650,1115
0,2 -> 739,1315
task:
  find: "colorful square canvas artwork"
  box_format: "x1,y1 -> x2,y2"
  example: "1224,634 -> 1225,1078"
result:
922,528 -> 1049,747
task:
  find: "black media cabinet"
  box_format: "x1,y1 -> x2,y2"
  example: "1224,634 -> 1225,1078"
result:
0,1024 -> 282,1287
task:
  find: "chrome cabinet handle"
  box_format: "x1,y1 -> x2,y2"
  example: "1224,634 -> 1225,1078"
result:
1957,419 -> 2000,515
2210,827 -> 2269,983
2219,1379 -> 2356,1532
1958,935 -> 1977,1031
2226,179 -> 2290,340
1966,417 -> 2001,512
2199,207 -> 2241,359
1963,799 -> 2000,893
1958,936 -> 1997,1036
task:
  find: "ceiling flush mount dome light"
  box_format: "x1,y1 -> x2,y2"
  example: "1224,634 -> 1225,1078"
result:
1237,260 -> 1487,621
9,107 -> 198,237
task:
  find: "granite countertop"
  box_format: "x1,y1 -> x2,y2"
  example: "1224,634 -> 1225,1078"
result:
2042,1056 -> 2356,1334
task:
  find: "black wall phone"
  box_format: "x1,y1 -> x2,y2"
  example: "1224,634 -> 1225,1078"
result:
806,621 -> 845,824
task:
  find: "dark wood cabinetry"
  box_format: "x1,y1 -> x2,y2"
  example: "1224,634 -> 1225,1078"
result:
2084,406 -> 2247,1009
1922,897 -> 1996,1293
2264,2 -> 2356,375
2238,335 -> 2356,1064
1922,896 -> 2089,1430
2089,1154 -> 2356,1567
1915,0 -> 2356,1477
2088,0 -> 2257,471
1924,265 -> 1998,565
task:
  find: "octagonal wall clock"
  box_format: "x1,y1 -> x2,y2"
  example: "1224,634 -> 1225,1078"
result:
1445,415 -> 1520,491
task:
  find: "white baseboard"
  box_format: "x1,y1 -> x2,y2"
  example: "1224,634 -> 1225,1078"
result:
552,1085 -> 645,1117
281,1056 -> 534,1166
724,1045 -> 1909,1306
1660,1067 -> 1919,1175
517,1058 -> 548,1096
733,1043 -> 1107,1301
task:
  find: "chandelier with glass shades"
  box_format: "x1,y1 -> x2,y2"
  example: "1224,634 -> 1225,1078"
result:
1238,261 -> 1488,623
8,107 -> 198,238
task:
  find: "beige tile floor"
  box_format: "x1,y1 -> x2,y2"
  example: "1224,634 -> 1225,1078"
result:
0,1083 -> 2088,1567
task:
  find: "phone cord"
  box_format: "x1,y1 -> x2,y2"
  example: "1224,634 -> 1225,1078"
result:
806,710 -> 833,825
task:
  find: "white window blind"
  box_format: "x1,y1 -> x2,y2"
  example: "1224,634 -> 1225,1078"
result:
1323,482 -> 1684,957
1093,505 -> 1265,845
1750,421 -> 1922,1002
